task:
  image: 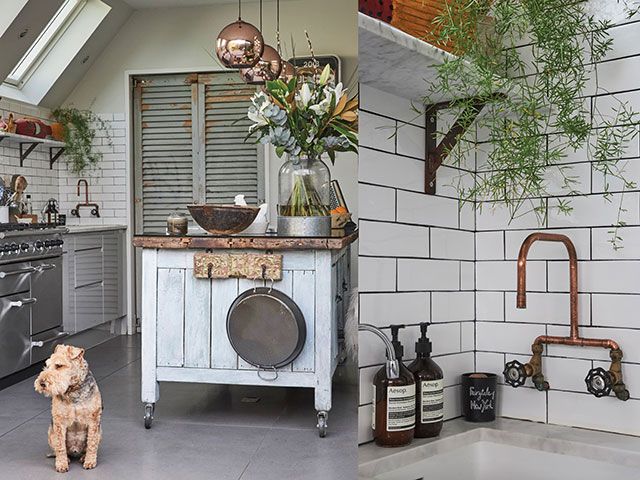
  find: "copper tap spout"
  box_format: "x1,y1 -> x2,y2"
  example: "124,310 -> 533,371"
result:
77,179 -> 89,204
517,232 -> 579,339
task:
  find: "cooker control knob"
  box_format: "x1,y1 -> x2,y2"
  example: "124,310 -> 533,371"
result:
44,240 -> 53,248
0,244 -> 10,254
20,243 -> 29,252
34,240 -> 44,251
10,243 -> 19,253
53,239 -> 64,246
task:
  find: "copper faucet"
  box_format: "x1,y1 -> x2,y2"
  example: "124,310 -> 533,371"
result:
71,179 -> 100,218
504,232 -> 629,400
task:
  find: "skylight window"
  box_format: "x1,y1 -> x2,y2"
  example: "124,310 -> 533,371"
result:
5,0 -> 85,87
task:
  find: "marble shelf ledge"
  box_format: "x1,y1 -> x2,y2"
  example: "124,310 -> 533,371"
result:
133,229 -> 358,251
359,12 -> 458,102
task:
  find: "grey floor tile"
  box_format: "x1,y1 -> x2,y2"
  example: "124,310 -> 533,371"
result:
239,425 -> 358,480
0,335 -> 358,479
0,418 -> 265,480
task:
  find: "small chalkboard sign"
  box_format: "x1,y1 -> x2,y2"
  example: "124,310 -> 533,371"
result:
288,55 -> 341,85
461,372 -> 497,422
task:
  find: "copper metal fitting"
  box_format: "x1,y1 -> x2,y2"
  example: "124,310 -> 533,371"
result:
517,232 -> 619,351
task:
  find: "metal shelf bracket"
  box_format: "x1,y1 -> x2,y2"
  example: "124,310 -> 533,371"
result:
49,147 -> 65,169
19,142 -> 39,167
425,96 -> 500,195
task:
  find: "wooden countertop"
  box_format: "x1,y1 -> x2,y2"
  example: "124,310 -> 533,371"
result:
133,229 -> 358,251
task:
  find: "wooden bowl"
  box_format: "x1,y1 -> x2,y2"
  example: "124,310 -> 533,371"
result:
187,204 -> 260,235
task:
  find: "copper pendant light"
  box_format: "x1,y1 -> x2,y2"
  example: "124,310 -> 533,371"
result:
240,0 -> 282,85
240,44 -> 283,84
215,0 -> 264,69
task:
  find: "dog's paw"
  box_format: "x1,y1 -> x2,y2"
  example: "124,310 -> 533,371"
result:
55,460 -> 69,473
83,459 -> 97,470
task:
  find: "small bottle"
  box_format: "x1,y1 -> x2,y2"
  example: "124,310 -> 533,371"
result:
372,324 -> 416,447
25,195 -> 33,215
408,323 -> 444,438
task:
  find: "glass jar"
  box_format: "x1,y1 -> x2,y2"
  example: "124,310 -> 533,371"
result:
277,156 -> 331,236
166,211 -> 188,235
278,156 -> 331,217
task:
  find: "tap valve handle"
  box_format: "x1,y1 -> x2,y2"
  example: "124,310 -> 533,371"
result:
504,360 -> 527,388
585,367 -> 613,398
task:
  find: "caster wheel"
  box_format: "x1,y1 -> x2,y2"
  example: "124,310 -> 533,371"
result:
316,411 -> 328,438
144,403 -> 155,429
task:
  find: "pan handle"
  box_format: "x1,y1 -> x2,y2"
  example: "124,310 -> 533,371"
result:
257,367 -> 278,382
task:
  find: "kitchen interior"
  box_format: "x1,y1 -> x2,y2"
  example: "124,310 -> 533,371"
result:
357,1 -> 640,480
0,0 -> 358,478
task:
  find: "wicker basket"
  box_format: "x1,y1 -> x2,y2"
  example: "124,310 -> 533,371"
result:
391,0 -> 451,51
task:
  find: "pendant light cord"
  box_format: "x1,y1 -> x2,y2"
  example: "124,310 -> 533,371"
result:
238,0 -> 241,21
276,0 -> 281,55
259,0 -> 263,32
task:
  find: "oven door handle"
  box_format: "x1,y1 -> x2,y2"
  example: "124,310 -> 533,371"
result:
32,332 -> 69,348
9,297 -> 37,308
35,263 -> 56,272
0,267 -> 36,278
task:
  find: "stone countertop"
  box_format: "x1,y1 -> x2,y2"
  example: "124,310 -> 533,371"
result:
64,224 -> 127,234
358,417 -> 640,479
132,229 -> 358,251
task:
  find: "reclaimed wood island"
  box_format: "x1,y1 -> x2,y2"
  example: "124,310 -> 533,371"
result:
132,230 -> 357,437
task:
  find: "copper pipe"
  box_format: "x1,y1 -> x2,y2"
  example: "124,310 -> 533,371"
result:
517,232 -> 619,351
77,179 -> 89,204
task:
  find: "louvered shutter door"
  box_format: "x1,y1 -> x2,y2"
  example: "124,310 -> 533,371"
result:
199,73 -> 263,205
133,74 -> 196,233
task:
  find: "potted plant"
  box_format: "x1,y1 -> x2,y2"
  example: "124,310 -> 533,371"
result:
247,65 -> 358,236
51,107 -> 112,174
423,0 -> 639,248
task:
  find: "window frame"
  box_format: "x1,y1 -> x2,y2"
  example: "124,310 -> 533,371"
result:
4,0 -> 86,88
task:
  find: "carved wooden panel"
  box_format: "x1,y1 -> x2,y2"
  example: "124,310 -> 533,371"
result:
193,253 -> 282,280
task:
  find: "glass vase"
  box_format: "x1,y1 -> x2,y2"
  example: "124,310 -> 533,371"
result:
277,156 -> 331,237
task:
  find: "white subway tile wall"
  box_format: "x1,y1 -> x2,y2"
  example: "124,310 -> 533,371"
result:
476,17 -> 640,437
359,18 -> 640,442
358,86 -> 476,444
0,99 -> 127,226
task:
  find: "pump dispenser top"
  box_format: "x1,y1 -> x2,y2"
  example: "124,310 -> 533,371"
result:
390,324 -> 406,360
415,323 -> 432,356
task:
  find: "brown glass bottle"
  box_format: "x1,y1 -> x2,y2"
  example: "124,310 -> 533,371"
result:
408,323 -> 444,438
372,325 -> 416,447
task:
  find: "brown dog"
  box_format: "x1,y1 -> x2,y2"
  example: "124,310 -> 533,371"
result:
35,345 -> 102,473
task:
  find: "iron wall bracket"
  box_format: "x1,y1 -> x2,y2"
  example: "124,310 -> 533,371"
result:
424,96 -> 501,195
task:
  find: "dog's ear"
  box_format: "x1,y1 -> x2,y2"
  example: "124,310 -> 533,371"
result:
54,344 -> 66,353
70,346 -> 85,360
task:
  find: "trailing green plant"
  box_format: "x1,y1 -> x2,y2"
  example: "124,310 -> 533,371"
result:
422,0 -> 639,248
51,107 -> 112,174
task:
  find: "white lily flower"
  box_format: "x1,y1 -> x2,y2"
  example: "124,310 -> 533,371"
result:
296,83 -> 313,108
310,97 -> 331,115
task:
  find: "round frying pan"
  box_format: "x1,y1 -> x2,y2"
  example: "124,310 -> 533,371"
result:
227,287 -> 306,370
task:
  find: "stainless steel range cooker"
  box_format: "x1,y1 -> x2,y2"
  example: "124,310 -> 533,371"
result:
0,223 -> 67,378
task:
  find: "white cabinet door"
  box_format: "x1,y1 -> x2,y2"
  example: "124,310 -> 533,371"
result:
103,231 -> 125,322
